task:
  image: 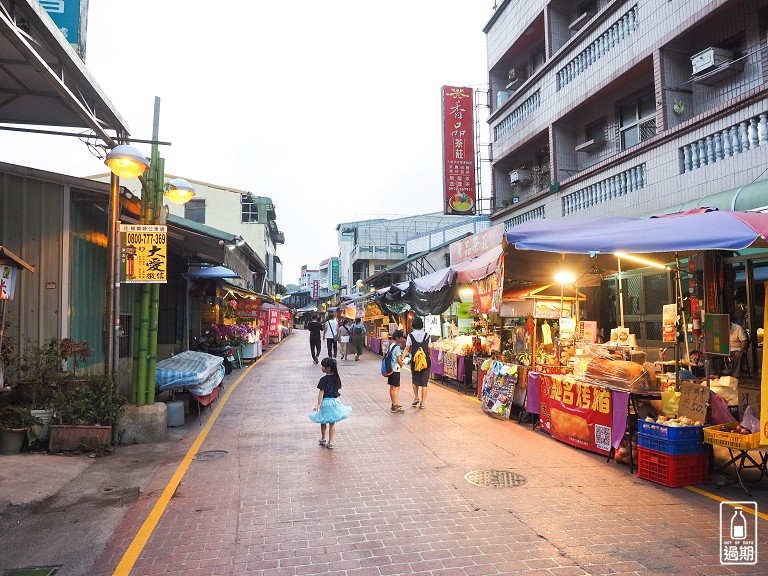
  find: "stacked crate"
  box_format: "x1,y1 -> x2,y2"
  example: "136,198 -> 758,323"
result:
636,420 -> 708,487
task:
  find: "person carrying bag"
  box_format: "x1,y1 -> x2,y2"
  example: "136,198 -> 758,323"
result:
322,313 -> 339,359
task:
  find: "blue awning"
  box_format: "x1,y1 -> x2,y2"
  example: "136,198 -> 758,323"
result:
184,266 -> 240,279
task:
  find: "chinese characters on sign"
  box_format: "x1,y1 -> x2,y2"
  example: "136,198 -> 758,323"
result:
120,224 -> 167,283
441,86 -> 476,215
330,258 -> 340,291
704,313 -> 729,356
0,266 -> 18,300
720,502 -> 758,566
540,374 -> 613,455
449,224 -> 504,265
312,280 -> 319,301
235,299 -> 261,319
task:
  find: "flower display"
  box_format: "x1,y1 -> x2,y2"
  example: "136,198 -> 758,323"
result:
207,323 -> 258,347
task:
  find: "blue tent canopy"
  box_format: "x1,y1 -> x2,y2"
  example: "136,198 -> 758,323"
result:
184,266 -> 240,279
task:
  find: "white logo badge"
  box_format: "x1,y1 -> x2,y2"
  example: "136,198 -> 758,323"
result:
720,501 -> 758,565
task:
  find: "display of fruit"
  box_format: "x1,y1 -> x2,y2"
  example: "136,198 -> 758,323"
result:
645,415 -> 703,427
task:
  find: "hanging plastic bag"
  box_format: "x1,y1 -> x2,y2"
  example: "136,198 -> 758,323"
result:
661,387 -> 681,416
741,406 -> 761,433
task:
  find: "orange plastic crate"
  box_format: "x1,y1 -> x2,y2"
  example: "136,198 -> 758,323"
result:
637,447 -> 709,487
703,423 -> 761,450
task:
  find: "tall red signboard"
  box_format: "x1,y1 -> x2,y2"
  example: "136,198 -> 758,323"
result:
441,86 -> 476,215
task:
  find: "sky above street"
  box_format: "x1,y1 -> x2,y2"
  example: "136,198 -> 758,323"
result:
4,0 -> 494,285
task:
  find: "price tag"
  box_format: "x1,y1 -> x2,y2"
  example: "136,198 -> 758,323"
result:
679,381 -> 708,421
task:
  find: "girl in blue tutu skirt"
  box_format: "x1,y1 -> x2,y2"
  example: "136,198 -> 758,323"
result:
309,357 -> 351,449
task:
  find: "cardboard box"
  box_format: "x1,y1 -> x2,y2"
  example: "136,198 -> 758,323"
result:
738,385 -> 761,419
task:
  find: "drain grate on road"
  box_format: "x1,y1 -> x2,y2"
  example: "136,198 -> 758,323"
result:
465,470 -> 526,488
193,450 -> 228,461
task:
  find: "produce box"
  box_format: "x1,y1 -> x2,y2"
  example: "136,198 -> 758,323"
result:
637,419 -> 706,442
637,432 -> 706,455
637,447 -> 709,487
703,422 -> 761,450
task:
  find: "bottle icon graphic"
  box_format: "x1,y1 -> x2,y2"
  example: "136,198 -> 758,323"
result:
730,507 -> 747,540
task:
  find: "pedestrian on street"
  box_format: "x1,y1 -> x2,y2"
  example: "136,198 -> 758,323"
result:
339,318 -> 352,360
387,330 -> 406,413
309,357 -> 351,449
322,312 -> 339,358
350,317 -> 367,360
306,314 -> 323,364
403,316 -> 431,409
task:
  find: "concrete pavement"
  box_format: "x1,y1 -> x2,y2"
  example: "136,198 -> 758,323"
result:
2,331 -> 768,575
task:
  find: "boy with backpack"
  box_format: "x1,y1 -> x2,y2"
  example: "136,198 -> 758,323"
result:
403,317 -> 431,409
383,330 -> 406,413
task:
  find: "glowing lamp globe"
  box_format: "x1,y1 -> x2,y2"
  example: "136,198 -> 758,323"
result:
164,178 -> 196,204
104,144 -> 149,178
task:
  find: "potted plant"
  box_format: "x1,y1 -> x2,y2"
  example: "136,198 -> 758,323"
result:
0,406 -> 41,454
48,375 -> 126,451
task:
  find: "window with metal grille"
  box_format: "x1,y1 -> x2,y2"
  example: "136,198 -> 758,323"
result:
241,195 -> 259,223
619,93 -> 656,150
184,198 -> 206,223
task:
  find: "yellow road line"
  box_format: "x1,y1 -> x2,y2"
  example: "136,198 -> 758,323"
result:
684,485 -> 768,521
112,350 -> 271,576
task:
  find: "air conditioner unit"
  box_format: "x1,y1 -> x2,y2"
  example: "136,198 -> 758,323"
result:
691,47 -> 733,75
509,169 -> 533,185
506,67 -> 527,90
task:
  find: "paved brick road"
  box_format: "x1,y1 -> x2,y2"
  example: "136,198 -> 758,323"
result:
93,332 -> 768,575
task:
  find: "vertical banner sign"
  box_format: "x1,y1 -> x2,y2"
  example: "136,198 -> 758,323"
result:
331,258 -> 340,291
0,266 -> 18,300
312,280 -> 319,301
258,308 -> 269,349
268,309 -> 280,337
703,313 -> 729,356
442,86 -> 476,215
120,224 -> 167,283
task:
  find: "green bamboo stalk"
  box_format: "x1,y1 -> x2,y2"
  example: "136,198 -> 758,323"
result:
146,283 -> 160,404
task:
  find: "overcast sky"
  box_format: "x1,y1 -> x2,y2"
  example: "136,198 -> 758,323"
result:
4,0 -> 495,285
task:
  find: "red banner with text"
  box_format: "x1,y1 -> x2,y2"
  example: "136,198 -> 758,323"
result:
539,374 -> 613,455
442,86 -> 476,215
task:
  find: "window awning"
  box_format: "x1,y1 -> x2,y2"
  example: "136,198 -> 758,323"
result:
640,178 -> 768,217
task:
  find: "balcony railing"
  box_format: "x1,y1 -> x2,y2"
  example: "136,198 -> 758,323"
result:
493,90 -> 541,142
503,205 -> 546,230
681,112 -> 768,172
562,163 -> 646,216
350,245 -> 405,262
557,4 -> 639,90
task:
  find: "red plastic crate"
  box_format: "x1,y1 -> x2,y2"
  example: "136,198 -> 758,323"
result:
637,447 -> 709,487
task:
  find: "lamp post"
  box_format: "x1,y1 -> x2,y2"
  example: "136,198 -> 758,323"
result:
104,97 -> 194,404
104,144 -> 150,377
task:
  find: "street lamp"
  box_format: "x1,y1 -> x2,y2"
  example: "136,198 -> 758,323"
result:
104,144 -> 150,377
554,271 -> 575,317
164,178 -> 195,204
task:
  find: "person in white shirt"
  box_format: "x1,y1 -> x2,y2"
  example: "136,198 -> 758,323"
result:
387,330 -> 406,413
322,313 -> 339,359
729,320 -> 748,378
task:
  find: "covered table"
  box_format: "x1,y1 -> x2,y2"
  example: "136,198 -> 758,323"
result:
369,337 -> 382,355
429,348 -> 466,382
155,350 -> 226,406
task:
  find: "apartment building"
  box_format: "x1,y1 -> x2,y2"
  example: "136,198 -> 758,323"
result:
337,213 -> 490,297
485,0 -> 768,347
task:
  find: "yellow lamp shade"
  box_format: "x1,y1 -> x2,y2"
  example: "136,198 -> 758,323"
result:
104,144 -> 149,178
164,178 -> 196,204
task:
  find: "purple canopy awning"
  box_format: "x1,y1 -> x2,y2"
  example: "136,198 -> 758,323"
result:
505,210 -> 768,254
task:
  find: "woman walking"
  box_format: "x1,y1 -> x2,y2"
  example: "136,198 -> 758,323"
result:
350,317 -> 367,360
309,358 -> 352,449
339,318 -> 352,360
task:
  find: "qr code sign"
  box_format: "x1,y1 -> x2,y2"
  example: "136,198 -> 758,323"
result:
594,424 -> 611,452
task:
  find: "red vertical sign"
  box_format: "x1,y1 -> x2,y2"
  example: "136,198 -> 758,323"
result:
442,86 -> 476,215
